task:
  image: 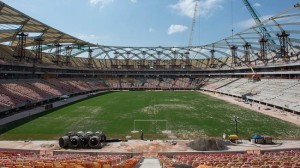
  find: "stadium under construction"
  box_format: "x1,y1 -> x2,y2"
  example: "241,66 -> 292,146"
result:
0,1 -> 300,167
0,1 -> 300,115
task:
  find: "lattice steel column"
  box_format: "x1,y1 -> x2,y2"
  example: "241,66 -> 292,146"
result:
184,51 -> 192,69
65,46 -> 72,66
243,42 -> 251,64
13,32 -> 28,61
88,47 -> 93,67
209,48 -> 217,68
35,37 -> 44,63
259,37 -> 268,64
53,43 -> 62,65
277,31 -> 290,62
230,45 -> 238,66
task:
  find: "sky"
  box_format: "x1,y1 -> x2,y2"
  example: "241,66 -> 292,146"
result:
1,0 -> 300,47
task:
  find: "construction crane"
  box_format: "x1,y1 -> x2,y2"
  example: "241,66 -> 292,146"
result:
242,0 -> 278,81
242,0 -> 276,46
188,0 -> 199,47
183,0 -> 199,68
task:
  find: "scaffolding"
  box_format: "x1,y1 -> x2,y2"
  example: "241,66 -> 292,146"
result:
243,42 -> 251,65
88,47 -> 93,67
258,37 -> 268,64
277,31 -> 290,62
64,46 -> 72,66
13,32 -> 28,61
34,37 -> 44,63
53,43 -> 62,65
209,48 -> 217,68
230,45 -> 238,66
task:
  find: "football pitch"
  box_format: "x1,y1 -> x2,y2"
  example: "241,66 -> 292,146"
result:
1,91 -> 299,140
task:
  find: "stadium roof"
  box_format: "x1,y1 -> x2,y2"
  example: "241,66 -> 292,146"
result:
0,1 -> 300,69
0,2 -> 91,47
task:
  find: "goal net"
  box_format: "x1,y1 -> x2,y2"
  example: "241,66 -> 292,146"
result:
132,120 -> 168,133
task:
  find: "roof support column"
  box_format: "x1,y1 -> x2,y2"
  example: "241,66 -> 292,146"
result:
209,48 -> 217,68
230,45 -> 238,67
259,37 -> 268,65
243,42 -> 251,65
88,47 -> 93,68
53,43 -> 62,65
184,51 -> 192,69
64,46 -> 72,66
13,32 -> 28,61
277,31 -> 290,62
35,38 -> 44,63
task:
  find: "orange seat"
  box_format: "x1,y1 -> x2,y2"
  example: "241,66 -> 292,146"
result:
103,164 -> 111,168
35,165 -> 44,168
93,162 -> 100,168
15,165 -> 23,168
112,164 -> 123,168
64,165 -> 75,168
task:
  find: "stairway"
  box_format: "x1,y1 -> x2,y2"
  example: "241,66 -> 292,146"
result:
138,158 -> 161,168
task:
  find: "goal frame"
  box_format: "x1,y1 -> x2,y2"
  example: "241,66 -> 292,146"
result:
132,119 -> 168,133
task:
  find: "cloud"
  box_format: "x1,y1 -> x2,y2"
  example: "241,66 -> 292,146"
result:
168,24 -> 188,34
170,0 -> 224,18
253,3 -> 261,7
170,0 -> 196,18
89,0 -> 114,9
130,0 -> 137,3
237,15 -> 273,29
149,27 -> 155,33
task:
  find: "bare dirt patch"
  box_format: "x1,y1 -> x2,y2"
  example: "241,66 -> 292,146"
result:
176,129 -> 207,139
140,104 -> 195,114
1,139 -> 300,154
188,138 -> 227,151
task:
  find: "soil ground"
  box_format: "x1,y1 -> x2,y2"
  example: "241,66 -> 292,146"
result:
0,139 -> 299,156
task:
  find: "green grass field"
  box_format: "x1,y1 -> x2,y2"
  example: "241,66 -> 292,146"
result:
1,91 -> 300,140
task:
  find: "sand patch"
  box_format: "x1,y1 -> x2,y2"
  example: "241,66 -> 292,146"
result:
176,129 -> 207,139
140,104 -> 195,114
77,106 -> 102,116
168,99 -> 181,102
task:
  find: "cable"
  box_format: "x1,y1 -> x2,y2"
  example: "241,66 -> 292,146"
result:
231,0 -> 234,44
198,1 -> 201,46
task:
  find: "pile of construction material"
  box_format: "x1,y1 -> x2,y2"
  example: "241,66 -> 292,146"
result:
59,131 -> 106,149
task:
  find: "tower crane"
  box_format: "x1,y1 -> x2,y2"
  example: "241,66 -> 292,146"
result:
188,0 -> 199,47
184,0 -> 199,69
241,0 -> 278,80
242,0 -> 276,47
